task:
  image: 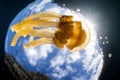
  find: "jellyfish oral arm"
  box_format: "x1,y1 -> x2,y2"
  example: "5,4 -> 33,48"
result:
11,20 -> 58,32
24,11 -> 62,21
10,11 -> 90,52
24,38 -> 53,50
11,29 -> 55,46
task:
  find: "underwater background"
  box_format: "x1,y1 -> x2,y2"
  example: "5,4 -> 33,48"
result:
0,0 -> 120,80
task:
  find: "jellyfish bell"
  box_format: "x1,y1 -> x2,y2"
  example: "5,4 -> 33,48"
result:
69,21 -> 91,52
10,11 -> 90,52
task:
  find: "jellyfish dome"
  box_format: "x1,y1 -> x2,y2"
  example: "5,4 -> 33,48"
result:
5,0 -> 104,80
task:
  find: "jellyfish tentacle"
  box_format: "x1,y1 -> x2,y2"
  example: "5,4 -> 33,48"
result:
24,38 -> 53,50
30,29 -> 55,38
11,20 -> 58,32
24,11 -> 62,21
11,34 -> 20,46
11,12 -> 61,32
35,17 -> 59,21
30,36 -> 34,42
11,28 -> 55,46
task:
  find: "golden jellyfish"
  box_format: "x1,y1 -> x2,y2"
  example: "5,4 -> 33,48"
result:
11,11 -> 90,52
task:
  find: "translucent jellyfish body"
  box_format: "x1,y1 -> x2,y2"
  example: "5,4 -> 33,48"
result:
11,11 -> 90,52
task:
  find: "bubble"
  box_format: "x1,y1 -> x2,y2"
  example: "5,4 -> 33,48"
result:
62,4 -> 66,7
105,37 -> 108,39
99,36 -> 102,39
106,41 -> 109,44
76,9 -> 80,12
108,53 -> 112,58
102,42 -> 105,45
